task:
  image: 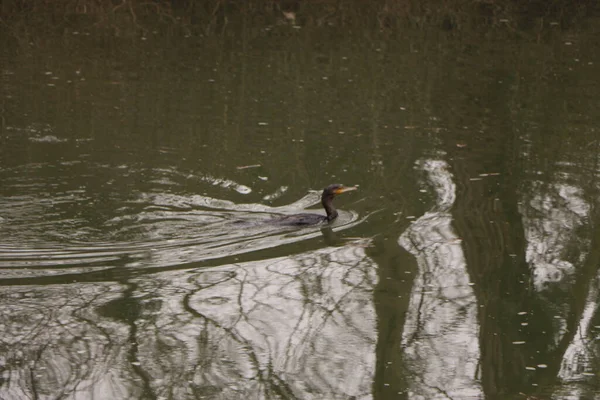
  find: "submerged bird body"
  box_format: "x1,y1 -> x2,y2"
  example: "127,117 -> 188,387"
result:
271,184 -> 357,226
270,212 -> 327,226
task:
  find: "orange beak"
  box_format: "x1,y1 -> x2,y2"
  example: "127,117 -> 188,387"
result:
333,186 -> 358,194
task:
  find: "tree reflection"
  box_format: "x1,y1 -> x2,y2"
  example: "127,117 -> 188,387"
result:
129,247 -> 377,399
0,283 -> 140,399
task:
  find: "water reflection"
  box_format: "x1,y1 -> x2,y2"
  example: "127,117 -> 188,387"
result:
0,283 -> 136,399
520,163 -> 599,385
399,159 -> 481,399
136,248 -> 375,399
0,246 -> 376,399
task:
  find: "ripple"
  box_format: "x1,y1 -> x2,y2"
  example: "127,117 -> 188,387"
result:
0,207 -> 359,275
0,200 -> 359,276
0,162 -> 361,278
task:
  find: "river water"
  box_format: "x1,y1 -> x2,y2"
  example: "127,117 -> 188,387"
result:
1,10 -> 600,400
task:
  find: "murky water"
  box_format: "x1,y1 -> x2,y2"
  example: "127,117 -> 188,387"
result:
2,11 -> 600,400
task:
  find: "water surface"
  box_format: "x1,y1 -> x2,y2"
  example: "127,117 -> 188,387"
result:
1,12 -> 600,400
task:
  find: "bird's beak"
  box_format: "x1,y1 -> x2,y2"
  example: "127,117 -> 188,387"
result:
334,186 -> 358,194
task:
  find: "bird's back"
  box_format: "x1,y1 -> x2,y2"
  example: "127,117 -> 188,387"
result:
269,213 -> 327,226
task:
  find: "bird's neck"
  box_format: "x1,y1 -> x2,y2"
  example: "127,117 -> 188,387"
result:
322,197 -> 338,221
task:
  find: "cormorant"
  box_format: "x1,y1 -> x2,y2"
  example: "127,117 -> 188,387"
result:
272,184 -> 357,226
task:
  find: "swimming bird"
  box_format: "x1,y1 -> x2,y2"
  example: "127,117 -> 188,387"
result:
272,184 -> 357,226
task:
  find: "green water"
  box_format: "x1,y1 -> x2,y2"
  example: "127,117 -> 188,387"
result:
1,12 -> 600,400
